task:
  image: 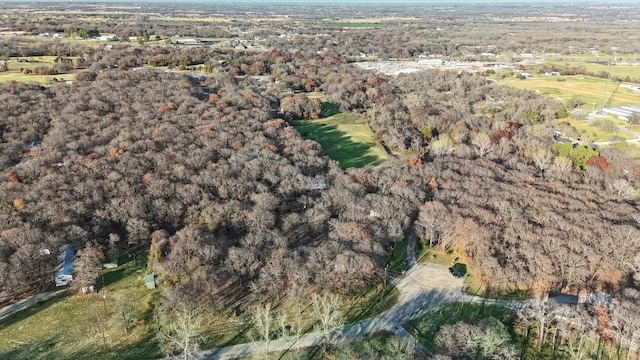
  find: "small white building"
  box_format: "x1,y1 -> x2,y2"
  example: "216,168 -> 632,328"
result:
175,38 -> 202,45
98,35 -> 119,41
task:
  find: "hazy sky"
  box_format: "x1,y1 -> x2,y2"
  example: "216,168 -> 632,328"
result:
159,0 -> 636,3
23,0 -> 640,4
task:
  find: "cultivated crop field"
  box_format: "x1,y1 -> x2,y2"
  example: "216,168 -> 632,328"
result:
293,113 -> 388,168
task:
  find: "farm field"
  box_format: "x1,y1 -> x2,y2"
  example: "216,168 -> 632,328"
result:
293,113 -> 388,168
500,75 -> 640,109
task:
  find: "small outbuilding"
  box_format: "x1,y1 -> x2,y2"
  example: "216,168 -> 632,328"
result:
145,274 -> 156,289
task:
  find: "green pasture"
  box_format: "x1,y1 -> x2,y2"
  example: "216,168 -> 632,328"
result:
500,75 -> 640,108
326,23 -> 380,29
4,56 -> 57,70
611,141 -> 640,158
544,52 -> 640,62
293,113 -> 388,168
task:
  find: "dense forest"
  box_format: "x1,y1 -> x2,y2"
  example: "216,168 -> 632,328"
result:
2,45 -> 639,312
1,2 -> 640,359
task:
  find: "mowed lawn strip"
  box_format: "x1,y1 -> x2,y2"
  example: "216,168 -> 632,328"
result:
500,76 -> 640,108
293,113 -> 388,168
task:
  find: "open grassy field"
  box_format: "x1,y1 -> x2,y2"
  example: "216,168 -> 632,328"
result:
541,50 -> 640,79
500,75 -> 640,109
293,113 -> 388,168
0,73 -> 76,84
0,257 -> 160,360
0,252 -> 398,360
563,117 -> 635,142
545,61 -> 640,81
1,56 -> 76,84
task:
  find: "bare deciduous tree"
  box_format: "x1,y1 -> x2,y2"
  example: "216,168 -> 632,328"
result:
312,293 -> 343,345
74,242 -> 104,291
471,132 -> 493,157
161,306 -> 203,360
251,302 -> 274,356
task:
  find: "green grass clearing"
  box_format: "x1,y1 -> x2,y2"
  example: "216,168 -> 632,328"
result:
5,56 -> 58,71
325,23 -> 380,29
386,240 -> 409,275
293,113 -> 388,168
301,19 -> 380,29
342,283 -> 399,324
610,141 -> 640,158
278,332 -> 411,360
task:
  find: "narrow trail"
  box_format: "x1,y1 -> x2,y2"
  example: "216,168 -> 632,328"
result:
0,290 -> 66,323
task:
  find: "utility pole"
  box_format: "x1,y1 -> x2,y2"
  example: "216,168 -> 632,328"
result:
384,265 -> 388,288
102,291 -> 108,316
100,323 -> 107,352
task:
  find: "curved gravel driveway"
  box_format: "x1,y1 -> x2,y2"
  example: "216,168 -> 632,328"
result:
203,262 -> 465,360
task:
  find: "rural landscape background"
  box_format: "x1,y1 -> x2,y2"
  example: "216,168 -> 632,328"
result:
0,1 -> 640,359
